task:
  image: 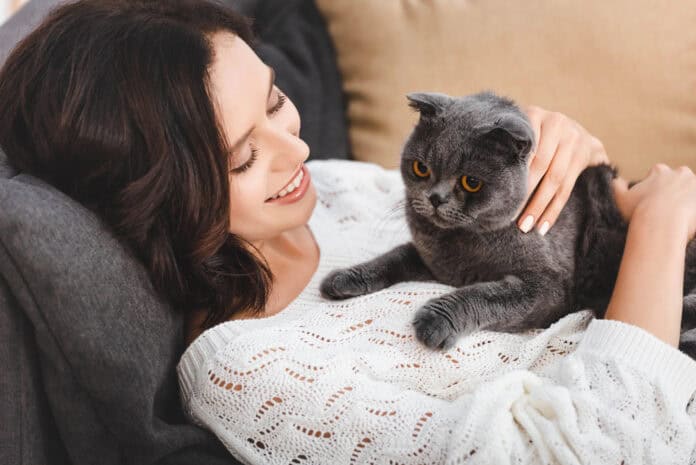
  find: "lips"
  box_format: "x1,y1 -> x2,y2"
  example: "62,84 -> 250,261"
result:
264,164 -> 311,205
266,164 -> 303,201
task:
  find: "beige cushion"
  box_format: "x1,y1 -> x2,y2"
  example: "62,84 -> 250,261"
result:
316,0 -> 696,179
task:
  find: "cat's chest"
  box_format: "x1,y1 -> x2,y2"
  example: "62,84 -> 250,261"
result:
412,227 -> 523,285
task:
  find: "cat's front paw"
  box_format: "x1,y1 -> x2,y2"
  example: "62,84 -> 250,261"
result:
412,300 -> 463,350
320,267 -> 370,300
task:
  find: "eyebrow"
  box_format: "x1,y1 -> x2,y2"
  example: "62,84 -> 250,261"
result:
230,66 -> 276,153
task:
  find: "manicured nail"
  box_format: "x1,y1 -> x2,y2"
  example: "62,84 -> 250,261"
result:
520,215 -> 534,233
539,221 -> 550,236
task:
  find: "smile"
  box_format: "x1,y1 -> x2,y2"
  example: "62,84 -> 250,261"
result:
265,164 -> 311,205
269,167 -> 303,200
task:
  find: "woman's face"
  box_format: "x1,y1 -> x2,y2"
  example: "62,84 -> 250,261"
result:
208,32 -> 316,244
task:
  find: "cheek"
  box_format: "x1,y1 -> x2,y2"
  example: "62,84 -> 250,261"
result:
227,174 -> 270,230
475,183 -> 516,213
497,173 -> 524,200
402,175 -> 430,195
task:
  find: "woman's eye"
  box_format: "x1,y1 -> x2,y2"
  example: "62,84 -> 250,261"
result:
230,147 -> 258,174
461,175 -> 483,193
268,90 -> 286,116
412,160 -> 430,178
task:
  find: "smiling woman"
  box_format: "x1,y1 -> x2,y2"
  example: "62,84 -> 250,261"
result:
3,1 -> 696,464
207,32 -> 316,247
184,31 -> 320,342
0,0 -> 289,336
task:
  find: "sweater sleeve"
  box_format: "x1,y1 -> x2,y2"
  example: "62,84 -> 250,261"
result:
444,318 -> 696,464
182,319 -> 696,465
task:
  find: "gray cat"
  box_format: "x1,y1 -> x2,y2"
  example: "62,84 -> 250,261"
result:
319,91 -> 696,356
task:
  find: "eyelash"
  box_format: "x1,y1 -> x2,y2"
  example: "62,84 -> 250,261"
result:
230,92 -> 286,174
269,92 -> 286,115
232,147 -> 258,174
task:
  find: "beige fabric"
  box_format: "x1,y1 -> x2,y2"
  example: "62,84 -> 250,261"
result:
316,0 -> 696,179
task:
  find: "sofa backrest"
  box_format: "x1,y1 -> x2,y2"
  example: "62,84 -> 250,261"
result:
317,0 -> 696,179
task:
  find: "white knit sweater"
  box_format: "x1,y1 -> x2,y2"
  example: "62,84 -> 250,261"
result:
178,160 -> 696,465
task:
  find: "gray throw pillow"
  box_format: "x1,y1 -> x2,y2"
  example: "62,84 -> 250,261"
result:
0,147 -> 240,464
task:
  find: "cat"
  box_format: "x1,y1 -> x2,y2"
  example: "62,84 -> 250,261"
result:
319,90 -> 696,357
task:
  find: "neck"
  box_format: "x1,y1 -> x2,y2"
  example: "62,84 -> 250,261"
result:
251,224 -> 310,263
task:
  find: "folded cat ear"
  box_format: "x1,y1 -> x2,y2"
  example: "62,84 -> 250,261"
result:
406,92 -> 451,118
474,114 -> 535,161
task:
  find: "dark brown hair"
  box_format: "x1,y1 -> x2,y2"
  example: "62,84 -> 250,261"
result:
0,0 -> 272,328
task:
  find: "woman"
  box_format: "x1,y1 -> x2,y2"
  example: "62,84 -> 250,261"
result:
1,1 -> 694,464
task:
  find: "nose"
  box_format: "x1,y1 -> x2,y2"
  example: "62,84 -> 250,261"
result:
268,120 -> 309,171
429,193 -> 446,208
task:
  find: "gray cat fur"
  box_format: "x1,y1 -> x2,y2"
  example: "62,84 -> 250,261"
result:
320,91 -> 696,355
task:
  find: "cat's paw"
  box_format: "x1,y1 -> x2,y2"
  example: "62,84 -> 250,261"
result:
412,301 -> 461,350
320,268 -> 370,300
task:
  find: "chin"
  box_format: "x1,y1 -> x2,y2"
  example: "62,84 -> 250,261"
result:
265,183 -> 317,235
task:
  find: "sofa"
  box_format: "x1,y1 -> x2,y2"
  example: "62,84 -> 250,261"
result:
2,1 -> 695,464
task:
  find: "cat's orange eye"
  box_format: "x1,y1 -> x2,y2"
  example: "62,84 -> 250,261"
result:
461,175 -> 483,193
412,160 -> 430,178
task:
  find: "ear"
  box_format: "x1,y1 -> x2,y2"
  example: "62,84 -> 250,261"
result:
406,92 -> 452,118
474,114 -> 535,160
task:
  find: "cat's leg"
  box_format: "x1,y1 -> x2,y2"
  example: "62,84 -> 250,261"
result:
681,292 -> 696,331
683,241 -> 696,327
320,242 -> 434,300
413,274 -> 549,350
678,326 -> 696,360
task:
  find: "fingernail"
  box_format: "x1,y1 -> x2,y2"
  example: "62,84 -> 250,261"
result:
539,221 -> 550,236
520,215 -> 534,233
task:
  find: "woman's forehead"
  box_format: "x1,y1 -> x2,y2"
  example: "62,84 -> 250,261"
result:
209,32 -> 263,92
208,32 -> 268,147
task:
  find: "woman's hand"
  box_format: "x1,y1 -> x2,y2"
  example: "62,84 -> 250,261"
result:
605,163 -> 696,347
612,164 -> 696,241
517,106 -> 609,235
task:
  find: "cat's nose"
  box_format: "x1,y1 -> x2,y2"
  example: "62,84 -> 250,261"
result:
429,193 -> 447,207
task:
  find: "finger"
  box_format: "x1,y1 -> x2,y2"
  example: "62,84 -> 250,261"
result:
611,176 -> 629,196
649,163 -> 670,176
535,185 -> 572,236
525,115 -> 563,195
678,165 -> 694,176
614,170 -> 660,222
518,138 -> 573,232
611,176 -> 632,222
588,136 -> 609,166
525,106 -> 543,162
535,142 -> 587,234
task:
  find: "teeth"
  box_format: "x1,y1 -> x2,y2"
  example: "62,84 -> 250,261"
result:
270,168 -> 304,200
